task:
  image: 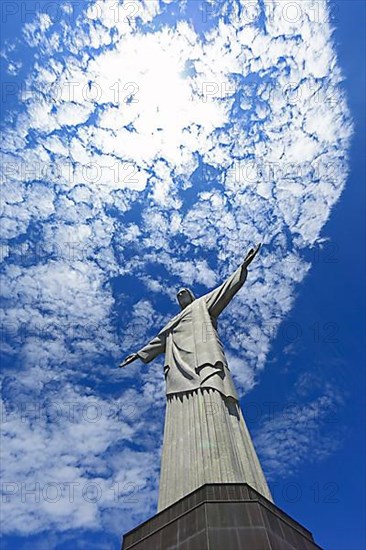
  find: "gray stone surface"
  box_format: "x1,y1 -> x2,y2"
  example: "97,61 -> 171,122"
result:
119,245 -> 261,400
121,483 -> 323,550
157,388 -> 273,511
119,245 -> 275,509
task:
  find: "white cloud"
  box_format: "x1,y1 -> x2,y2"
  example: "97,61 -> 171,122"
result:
7,60 -> 22,76
55,102 -> 94,127
0,0 -> 353,541
254,380 -> 344,480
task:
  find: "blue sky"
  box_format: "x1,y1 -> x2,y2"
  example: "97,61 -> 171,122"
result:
0,1 -> 365,549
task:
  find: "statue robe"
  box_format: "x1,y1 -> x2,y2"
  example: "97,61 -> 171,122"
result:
135,261 -> 273,510
136,263 -> 249,401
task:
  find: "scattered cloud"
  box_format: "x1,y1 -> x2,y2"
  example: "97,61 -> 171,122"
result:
0,0 -> 353,542
254,377 -> 345,480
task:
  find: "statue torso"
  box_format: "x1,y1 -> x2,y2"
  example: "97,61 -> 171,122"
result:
163,298 -> 239,401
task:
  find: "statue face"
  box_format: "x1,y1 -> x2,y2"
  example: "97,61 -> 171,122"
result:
177,288 -> 194,309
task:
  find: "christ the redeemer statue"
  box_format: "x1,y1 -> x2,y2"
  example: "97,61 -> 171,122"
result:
119,244 -> 272,511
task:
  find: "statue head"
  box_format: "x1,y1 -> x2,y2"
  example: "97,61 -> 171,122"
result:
177,288 -> 195,310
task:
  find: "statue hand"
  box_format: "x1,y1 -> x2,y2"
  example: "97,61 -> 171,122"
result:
118,353 -> 138,368
243,243 -> 261,267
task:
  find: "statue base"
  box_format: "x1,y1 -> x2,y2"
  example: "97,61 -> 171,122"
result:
121,483 -> 322,549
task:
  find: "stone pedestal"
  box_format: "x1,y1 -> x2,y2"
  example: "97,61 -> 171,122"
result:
121,483 -> 322,550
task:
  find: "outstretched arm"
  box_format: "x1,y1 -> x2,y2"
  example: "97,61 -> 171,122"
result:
136,334 -> 166,364
119,333 -> 166,368
204,244 -> 261,318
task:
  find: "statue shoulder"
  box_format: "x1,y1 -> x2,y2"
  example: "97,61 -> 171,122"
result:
158,309 -> 184,334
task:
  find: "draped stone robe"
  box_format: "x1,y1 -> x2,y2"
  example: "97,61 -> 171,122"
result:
136,263 -> 249,401
135,262 -> 273,510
